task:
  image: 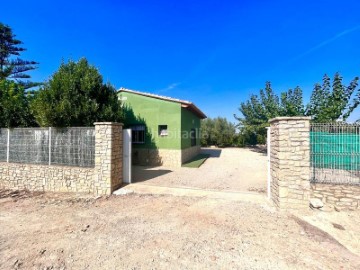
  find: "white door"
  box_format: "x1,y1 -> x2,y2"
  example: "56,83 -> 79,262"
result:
123,129 -> 132,184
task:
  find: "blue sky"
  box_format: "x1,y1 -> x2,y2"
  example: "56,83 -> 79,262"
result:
3,0 -> 360,122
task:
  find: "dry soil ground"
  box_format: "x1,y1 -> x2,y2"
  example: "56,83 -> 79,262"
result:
132,147 -> 267,193
0,189 -> 359,270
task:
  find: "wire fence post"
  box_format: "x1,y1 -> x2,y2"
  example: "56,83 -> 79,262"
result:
49,127 -> 52,166
6,128 -> 10,163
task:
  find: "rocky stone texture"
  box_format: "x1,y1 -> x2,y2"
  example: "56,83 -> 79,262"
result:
181,145 -> 201,163
309,198 -> 324,209
94,122 -> 123,195
0,122 -> 123,196
311,183 -> 360,211
269,117 -> 311,209
133,146 -> 200,168
312,168 -> 360,185
0,163 -> 93,192
133,148 -> 182,167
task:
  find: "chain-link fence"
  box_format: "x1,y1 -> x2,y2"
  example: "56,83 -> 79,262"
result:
0,127 -> 95,167
310,123 -> 360,185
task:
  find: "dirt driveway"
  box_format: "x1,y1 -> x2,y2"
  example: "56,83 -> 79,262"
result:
132,147 -> 267,193
1,190 -> 359,269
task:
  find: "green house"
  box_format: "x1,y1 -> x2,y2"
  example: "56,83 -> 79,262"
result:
118,88 -> 207,167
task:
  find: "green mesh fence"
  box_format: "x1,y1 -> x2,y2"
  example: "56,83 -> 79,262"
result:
310,123 -> 360,185
311,131 -> 360,171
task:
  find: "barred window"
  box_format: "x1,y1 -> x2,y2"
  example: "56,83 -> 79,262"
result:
132,125 -> 145,144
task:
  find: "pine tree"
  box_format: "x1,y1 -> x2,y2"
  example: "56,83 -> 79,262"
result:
0,23 -> 39,89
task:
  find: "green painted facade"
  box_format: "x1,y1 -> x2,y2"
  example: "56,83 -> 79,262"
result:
181,107 -> 201,149
119,91 -> 201,150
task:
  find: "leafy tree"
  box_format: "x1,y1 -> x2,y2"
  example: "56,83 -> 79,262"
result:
213,117 -> 236,147
0,80 -> 36,127
236,73 -> 360,145
31,58 -> 123,127
201,117 -> 236,147
234,82 -> 283,145
232,128 -> 262,147
280,86 -> 304,116
342,78 -> 360,120
305,83 -> 323,120
0,23 -> 39,89
260,82 -> 281,119
306,73 -> 359,122
200,118 -> 215,146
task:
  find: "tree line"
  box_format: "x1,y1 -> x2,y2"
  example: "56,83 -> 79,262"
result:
203,75 -> 359,147
0,23 -> 122,128
201,73 -> 360,147
233,74 -> 360,145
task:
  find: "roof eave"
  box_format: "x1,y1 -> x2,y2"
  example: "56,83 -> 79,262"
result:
181,104 -> 207,119
119,88 -> 207,119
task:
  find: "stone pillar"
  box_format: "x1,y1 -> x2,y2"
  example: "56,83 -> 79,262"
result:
94,122 -> 123,195
269,117 -> 311,209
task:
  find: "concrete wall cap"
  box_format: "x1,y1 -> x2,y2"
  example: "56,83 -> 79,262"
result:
94,122 -> 124,126
269,116 -> 311,123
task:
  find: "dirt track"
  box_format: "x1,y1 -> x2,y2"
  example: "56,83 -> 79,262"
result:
1,190 -> 359,270
133,147 -> 267,193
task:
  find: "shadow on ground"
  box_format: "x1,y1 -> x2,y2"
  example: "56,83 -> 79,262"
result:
182,153 -> 210,168
247,146 -> 267,156
132,166 -> 172,183
201,148 -> 222,158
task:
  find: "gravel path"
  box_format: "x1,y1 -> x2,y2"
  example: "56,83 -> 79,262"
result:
133,147 -> 267,193
0,190 -> 359,269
